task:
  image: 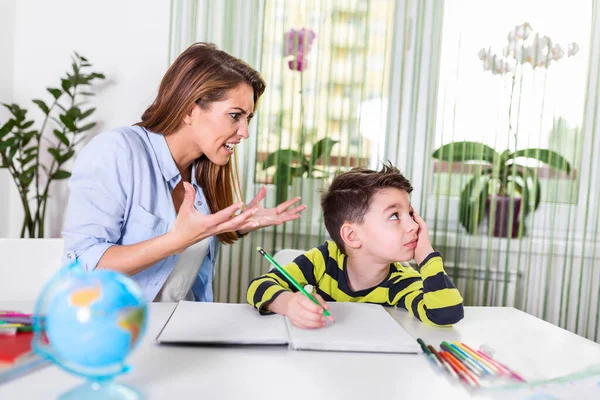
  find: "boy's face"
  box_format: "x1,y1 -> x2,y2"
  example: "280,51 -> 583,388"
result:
354,188 -> 419,263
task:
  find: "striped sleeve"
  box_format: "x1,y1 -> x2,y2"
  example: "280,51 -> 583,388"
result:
246,246 -> 326,314
388,252 -> 464,326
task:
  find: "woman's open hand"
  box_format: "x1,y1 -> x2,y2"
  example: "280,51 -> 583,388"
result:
170,182 -> 260,251
237,185 -> 307,235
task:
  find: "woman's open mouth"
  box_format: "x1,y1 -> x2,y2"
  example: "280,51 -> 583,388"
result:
223,142 -> 237,154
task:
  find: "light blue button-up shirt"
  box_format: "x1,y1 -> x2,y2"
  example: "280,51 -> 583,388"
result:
62,126 -> 219,302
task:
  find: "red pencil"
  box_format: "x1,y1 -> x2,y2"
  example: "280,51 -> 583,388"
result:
428,345 -> 459,380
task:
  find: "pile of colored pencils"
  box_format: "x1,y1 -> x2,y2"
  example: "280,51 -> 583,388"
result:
416,338 -> 525,388
0,312 -> 34,335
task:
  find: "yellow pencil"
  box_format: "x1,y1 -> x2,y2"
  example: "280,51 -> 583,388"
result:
454,342 -> 501,374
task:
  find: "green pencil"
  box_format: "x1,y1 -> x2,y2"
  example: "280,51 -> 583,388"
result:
256,247 -> 333,319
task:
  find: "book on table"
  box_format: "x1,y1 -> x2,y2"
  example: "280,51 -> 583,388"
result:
0,332 -> 50,384
156,301 -> 422,354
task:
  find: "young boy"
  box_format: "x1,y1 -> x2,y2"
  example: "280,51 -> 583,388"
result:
246,163 -> 464,328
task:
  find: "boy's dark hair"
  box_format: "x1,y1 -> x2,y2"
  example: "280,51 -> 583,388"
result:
321,162 -> 413,253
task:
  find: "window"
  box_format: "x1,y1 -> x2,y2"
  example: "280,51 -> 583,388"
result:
433,0 -> 591,205
253,0 -> 396,211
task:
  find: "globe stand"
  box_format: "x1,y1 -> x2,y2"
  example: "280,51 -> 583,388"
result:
59,380 -> 142,400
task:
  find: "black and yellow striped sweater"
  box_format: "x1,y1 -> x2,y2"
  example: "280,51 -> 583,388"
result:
247,241 -> 464,326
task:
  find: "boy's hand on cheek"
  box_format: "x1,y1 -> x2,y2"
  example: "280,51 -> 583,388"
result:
285,292 -> 329,329
412,211 -> 434,265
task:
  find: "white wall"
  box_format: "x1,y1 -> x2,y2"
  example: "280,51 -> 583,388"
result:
1,0 -> 171,237
0,0 -> 16,238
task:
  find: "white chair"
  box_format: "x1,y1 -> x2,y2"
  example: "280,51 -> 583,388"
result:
272,248 -> 305,267
0,238 -> 64,302
272,248 -> 313,292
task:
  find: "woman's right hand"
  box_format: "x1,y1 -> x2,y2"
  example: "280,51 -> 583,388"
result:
169,182 -> 259,252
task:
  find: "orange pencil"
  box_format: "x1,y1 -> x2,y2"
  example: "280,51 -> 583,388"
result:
441,351 -> 480,387
428,345 -> 459,380
439,351 -> 478,387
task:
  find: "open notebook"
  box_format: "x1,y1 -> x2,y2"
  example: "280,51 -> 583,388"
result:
156,301 -> 422,354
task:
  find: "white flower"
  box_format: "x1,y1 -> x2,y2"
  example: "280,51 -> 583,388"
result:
568,42 -> 580,57
493,58 -> 513,75
550,44 -> 565,61
478,48 -> 490,61
513,46 -> 535,64
478,24 -> 579,73
507,22 -> 532,42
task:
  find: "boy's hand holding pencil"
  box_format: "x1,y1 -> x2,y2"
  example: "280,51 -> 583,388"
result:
273,291 -> 332,329
256,247 -> 334,329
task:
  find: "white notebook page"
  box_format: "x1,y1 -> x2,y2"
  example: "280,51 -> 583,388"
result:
156,301 -> 289,345
285,302 -> 422,354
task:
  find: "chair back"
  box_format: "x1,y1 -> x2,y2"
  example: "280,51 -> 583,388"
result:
272,249 -> 305,268
0,238 -> 64,302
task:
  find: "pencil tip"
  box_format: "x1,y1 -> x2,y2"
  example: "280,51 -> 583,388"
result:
256,246 -> 263,252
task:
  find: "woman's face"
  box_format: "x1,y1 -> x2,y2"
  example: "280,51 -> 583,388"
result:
189,83 -> 255,166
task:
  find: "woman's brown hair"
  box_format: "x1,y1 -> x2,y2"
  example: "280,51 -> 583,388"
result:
138,42 -> 266,244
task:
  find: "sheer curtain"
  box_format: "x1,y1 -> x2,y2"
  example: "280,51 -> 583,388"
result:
170,0 -> 600,342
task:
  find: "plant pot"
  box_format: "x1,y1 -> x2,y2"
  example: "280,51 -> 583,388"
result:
486,196 -> 522,238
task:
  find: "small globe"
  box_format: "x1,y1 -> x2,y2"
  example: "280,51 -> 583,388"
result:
33,262 -> 148,399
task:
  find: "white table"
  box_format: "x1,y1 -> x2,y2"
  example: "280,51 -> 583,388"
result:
1,303 -> 599,400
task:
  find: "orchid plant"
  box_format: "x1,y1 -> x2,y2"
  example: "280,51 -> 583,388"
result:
264,28 -> 338,204
433,23 -> 577,236
284,27 -> 316,72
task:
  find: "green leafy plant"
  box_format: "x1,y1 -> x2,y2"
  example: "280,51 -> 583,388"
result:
0,52 -> 105,238
432,141 -> 572,235
263,137 -> 338,204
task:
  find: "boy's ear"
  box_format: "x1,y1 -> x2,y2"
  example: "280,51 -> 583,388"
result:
340,222 -> 361,250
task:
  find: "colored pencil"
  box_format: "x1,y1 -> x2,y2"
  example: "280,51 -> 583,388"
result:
0,312 -> 32,318
475,349 -> 526,382
417,338 -> 443,368
256,247 -> 333,320
454,342 -> 500,374
458,343 -> 512,376
440,342 -> 484,376
449,343 -> 494,375
428,345 -> 458,379
440,351 -> 479,387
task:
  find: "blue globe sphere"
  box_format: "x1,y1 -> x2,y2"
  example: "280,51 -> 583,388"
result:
34,264 -> 148,381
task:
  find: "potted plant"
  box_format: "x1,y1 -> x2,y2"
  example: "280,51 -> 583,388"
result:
432,141 -> 571,237
0,52 -> 105,238
263,137 -> 338,205
431,23 -> 578,238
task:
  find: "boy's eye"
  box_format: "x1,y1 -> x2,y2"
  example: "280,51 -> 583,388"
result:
409,210 -> 414,218
230,113 -> 240,120
390,212 -> 399,220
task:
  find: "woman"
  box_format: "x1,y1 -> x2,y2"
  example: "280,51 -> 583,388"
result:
62,43 -> 305,302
